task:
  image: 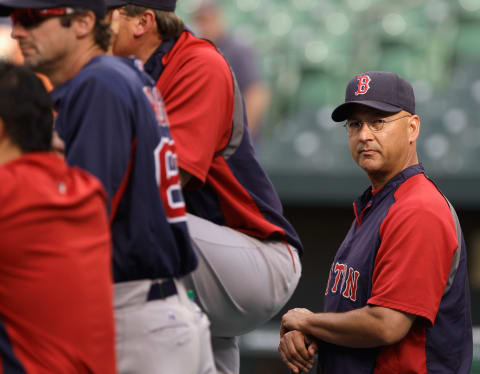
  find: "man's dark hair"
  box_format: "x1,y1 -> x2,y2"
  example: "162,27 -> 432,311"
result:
123,5 -> 184,39
0,62 -> 53,153
60,9 -> 111,51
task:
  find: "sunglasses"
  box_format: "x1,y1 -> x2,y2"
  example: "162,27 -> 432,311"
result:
10,8 -> 74,29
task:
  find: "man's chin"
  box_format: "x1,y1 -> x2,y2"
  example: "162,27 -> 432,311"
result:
358,160 -> 382,175
111,47 -> 130,58
23,58 -> 38,69
110,45 -> 124,57
23,59 -> 46,74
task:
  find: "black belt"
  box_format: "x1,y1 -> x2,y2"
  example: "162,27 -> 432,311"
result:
147,279 -> 177,301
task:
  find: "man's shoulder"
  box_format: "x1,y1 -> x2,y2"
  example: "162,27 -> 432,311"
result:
79,55 -> 148,90
0,153 -> 106,207
392,173 -> 450,215
55,55 -> 153,110
169,31 -> 231,71
0,153 -> 53,184
380,173 -> 457,241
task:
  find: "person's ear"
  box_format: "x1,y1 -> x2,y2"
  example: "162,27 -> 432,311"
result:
408,114 -> 420,144
71,11 -> 96,39
133,10 -> 156,37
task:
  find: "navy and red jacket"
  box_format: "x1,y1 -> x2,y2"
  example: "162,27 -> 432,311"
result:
321,164 -> 472,373
143,30 -> 303,253
52,55 -> 198,282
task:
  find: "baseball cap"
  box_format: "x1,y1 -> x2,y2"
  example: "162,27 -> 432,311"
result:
104,0 -> 176,11
0,0 -> 107,19
331,71 -> 415,122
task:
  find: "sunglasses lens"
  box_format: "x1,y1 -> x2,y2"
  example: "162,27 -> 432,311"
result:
10,8 -> 69,29
11,10 -> 40,28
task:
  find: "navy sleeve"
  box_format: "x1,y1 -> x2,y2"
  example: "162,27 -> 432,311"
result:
57,78 -> 133,213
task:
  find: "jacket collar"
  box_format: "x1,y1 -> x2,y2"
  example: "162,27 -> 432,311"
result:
354,163 -> 425,214
144,27 -> 195,82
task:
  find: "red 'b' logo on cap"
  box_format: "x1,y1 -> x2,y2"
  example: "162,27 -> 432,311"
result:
355,75 -> 371,95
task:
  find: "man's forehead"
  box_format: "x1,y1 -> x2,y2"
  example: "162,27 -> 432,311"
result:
347,105 -> 399,119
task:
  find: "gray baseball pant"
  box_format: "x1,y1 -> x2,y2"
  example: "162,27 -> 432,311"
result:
114,278 -> 216,374
184,213 -> 302,374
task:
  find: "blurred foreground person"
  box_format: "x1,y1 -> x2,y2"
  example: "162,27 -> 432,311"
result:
0,61 -> 116,373
1,0 -> 215,373
279,72 -> 472,374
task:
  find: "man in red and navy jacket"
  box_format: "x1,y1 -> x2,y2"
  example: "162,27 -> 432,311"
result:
279,71 -> 472,374
105,1 -> 303,372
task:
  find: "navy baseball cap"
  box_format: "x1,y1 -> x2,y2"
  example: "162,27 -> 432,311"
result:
331,71 -> 415,122
0,0 -> 106,19
104,0 -> 176,11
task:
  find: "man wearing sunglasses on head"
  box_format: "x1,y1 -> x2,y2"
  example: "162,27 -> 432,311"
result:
0,1 -> 216,373
278,72 -> 473,374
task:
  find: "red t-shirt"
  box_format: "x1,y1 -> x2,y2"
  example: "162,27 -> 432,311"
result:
0,153 -> 116,374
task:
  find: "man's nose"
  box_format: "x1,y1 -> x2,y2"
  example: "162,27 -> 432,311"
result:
357,121 -> 374,140
11,22 -> 27,40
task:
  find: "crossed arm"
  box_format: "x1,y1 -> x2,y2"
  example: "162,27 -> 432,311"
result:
278,306 -> 415,373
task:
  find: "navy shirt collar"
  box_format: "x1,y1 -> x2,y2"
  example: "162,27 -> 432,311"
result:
144,27 -> 195,82
144,38 -> 177,82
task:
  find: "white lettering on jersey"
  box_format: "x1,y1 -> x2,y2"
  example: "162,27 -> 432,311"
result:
154,138 -> 186,223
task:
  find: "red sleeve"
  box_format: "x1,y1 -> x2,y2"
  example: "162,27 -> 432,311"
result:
368,193 -> 458,326
160,43 -> 234,183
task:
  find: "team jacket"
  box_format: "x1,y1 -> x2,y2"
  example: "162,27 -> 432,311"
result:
52,55 -> 198,282
143,30 -> 303,253
321,164 -> 472,373
0,153 -> 116,373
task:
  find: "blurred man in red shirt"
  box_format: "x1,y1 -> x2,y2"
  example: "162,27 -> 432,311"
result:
0,61 -> 116,374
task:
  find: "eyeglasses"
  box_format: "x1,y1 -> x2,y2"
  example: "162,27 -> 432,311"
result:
344,114 -> 411,135
10,8 -> 74,29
